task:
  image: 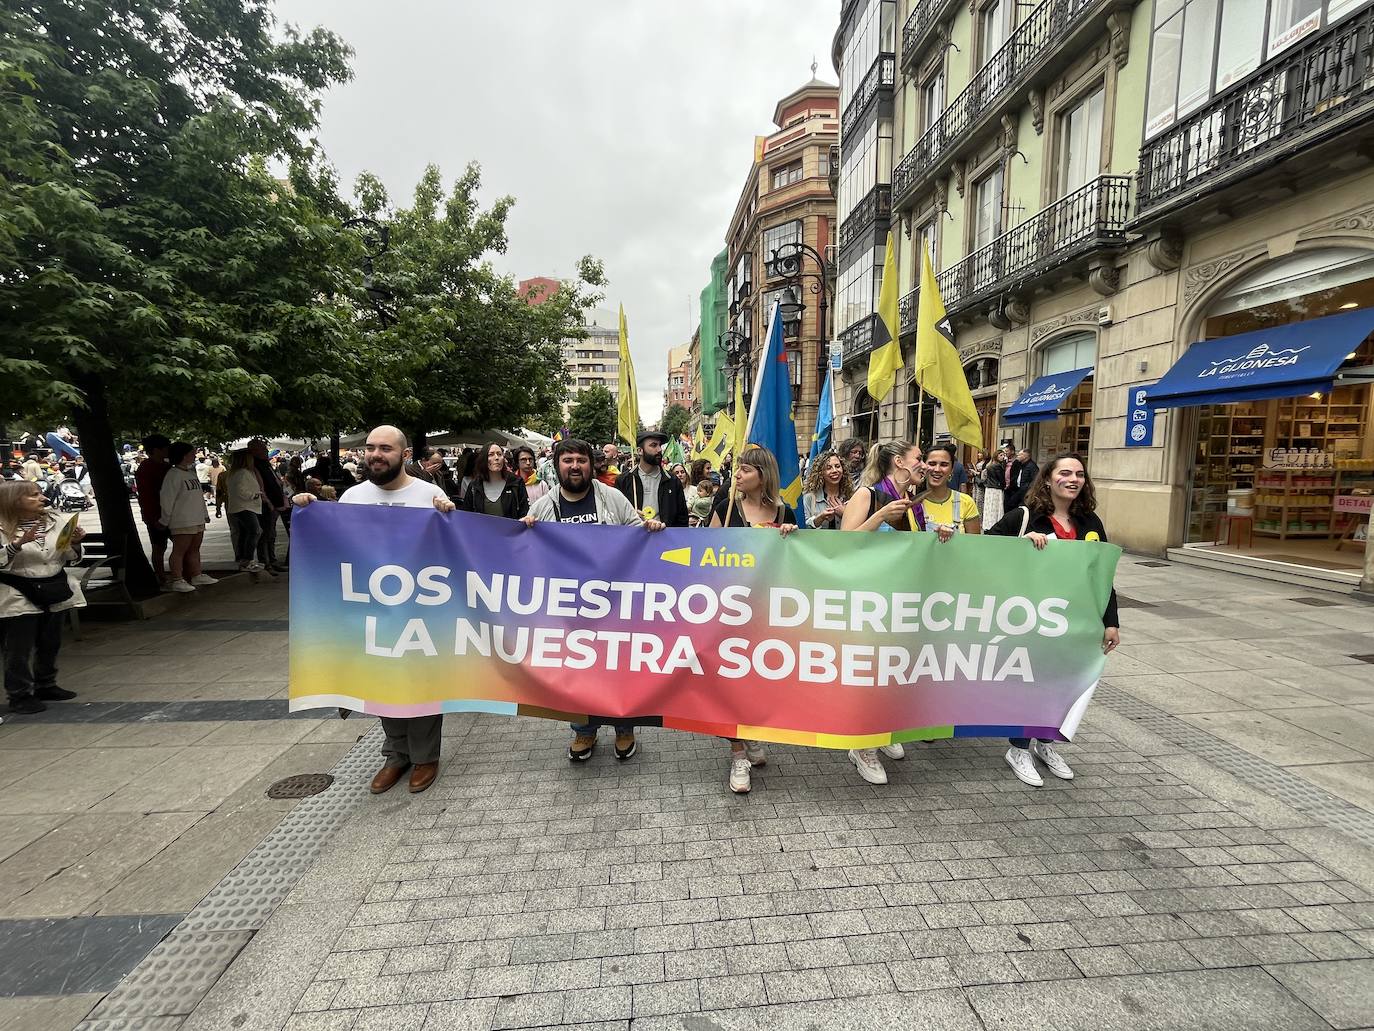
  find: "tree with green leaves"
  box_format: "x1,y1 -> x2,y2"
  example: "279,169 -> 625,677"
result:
659,403 -> 691,440
568,385 -> 617,446
0,1 -> 361,596
351,165 -> 604,450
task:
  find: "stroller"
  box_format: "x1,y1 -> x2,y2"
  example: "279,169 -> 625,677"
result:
56,478 -> 93,512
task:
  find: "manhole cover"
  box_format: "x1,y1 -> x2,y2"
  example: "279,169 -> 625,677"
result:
266,773 -> 334,799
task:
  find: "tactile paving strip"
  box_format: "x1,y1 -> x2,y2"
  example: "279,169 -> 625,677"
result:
78,724 -> 382,1027
1099,685 -> 1374,848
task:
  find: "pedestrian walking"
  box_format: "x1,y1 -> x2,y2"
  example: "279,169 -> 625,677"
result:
1006,448 -> 1038,511
522,437 -> 666,762
0,481 -> 86,714
984,453 -> 1120,787
224,449 -> 265,572
708,445 -> 797,794
248,438 -> 288,573
616,431 -> 689,527
135,434 -> 172,589
158,442 -> 212,593
461,442 -> 530,518
800,450 -> 852,529
970,451 -> 988,513
293,426 -> 457,794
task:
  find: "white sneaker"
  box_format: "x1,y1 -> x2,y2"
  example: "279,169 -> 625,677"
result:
878,742 -> 905,760
743,740 -> 767,767
729,754 -> 752,794
168,579 -> 195,593
1005,746 -> 1043,787
190,574 -> 216,586
849,748 -> 888,785
1031,739 -> 1074,780
245,561 -> 264,572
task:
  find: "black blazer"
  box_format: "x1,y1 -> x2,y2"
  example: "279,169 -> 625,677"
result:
615,467 -> 689,527
461,475 -> 529,519
984,506 -> 1119,628
1005,460 -> 1037,508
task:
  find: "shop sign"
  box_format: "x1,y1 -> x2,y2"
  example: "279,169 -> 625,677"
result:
1264,448 -> 1335,469
1334,495 -> 1373,515
829,343 -> 842,372
1125,383 -> 1155,448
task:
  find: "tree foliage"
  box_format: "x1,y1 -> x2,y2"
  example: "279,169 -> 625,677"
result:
352,165 -> 604,443
568,384 -> 617,446
659,403 -> 690,440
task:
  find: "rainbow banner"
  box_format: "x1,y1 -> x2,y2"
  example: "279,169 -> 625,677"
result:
289,506 -> 1120,748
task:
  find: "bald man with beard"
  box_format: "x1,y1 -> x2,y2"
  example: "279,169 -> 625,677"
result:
293,425 -> 456,794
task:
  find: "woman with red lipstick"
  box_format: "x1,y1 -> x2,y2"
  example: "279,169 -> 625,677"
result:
984,453 -> 1120,788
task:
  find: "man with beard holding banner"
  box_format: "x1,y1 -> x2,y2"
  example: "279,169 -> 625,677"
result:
292,425 -> 456,794
616,430 -> 689,527
523,437 -> 666,761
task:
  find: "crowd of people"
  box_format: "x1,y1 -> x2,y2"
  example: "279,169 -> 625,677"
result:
1,423 -> 1117,797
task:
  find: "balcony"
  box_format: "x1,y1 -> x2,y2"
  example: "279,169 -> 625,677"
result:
901,0 -> 963,72
839,314 -> 878,365
841,52 -> 895,142
838,184 -> 892,252
1136,6 -> 1374,223
899,287 -> 918,332
935,175 -> 1132,316
893,0 -> 1120,209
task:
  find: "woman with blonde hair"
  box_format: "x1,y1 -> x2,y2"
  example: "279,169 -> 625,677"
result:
708,445 -> 797,793
800,450 -> 853,529
0,480 -> 86,714
223,449 -> 265,572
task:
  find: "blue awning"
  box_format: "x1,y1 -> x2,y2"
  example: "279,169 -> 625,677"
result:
1144,307 -> 1374,409
1002,368 -> 1094,425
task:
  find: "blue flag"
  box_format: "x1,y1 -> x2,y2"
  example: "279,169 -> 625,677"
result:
745,302 -> 803,508
808,369 -> 834,466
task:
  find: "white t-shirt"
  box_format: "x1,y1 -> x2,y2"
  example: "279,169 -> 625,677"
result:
339,477 -> 447,510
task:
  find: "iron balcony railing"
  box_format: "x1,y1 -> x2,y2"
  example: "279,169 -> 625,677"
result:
841,53 -> 896,142
1138,5 -> 1374,213
935,175 -> 1132,313
894,0 -> 1106,206
839,314 -> 878,365
901,0 -> 962,71
838,185 -> 892,252
899,287 -> 918,332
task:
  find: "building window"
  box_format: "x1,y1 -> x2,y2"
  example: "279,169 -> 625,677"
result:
837,116 -> 893,224
732,251 -> 753,302
837,244 -> 882,332
1040,331 -> 1098,375
817,148 -> 830,179
761,288 -> 802,338
1056,85 -> 1105,195
763,220 -> 803,277
787,349 -> 803,388
978,0 -> 1013,66
840,0 -> 897,114
914,219 -> 938,273
921,72 -> 945,133
771,161 -> 803,190
971,167 -> 1004,251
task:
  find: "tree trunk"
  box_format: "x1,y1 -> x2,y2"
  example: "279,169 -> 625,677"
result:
71,376 -> 159,598
412,428 -> 428,455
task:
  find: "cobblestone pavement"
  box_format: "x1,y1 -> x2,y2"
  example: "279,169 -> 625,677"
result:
1,557 -> 1372,1029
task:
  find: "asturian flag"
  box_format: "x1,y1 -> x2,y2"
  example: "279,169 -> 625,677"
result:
744,301 -> 803,509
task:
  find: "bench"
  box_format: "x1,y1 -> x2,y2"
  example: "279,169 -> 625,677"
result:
66,532 -> 139,637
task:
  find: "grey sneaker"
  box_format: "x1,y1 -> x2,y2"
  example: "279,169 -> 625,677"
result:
1005,746 -> 1043,787
848,748 -> 888,785
743,740 -> 767,766
878,742 -> 905,760
1030,739 -> 1073,780
729,754 -> 752,794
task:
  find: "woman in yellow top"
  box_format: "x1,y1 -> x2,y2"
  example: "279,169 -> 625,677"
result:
914,444 -> 981,537
708,445 -> 796,794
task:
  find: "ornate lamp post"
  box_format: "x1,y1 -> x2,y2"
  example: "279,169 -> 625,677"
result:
720,328 -> 752,414
768,240 -> 831,373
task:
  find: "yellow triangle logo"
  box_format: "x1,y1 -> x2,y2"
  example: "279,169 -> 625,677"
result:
659,547 -> 691,566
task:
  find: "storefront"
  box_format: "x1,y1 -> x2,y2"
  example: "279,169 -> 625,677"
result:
1145,249 -> 1374,576
1001,332 -> 1098,460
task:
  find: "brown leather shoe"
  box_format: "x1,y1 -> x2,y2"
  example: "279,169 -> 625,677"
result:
370,763 -> 409,794
408,762 -> 439,793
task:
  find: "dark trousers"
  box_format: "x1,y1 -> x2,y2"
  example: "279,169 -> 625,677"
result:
229,510 -> 262,565
570,720 -> 634,735
256,509 -> 279,565
1,611 -> 63,701
381,714 -> 443,766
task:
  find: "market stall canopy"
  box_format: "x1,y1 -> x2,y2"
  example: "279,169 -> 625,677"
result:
1144,308 -> 1374,409
1001,368 -> 1094,425
224,437 -> 308,451
335,429 -> 535,450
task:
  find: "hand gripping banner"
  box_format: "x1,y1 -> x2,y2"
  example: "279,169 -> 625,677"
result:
289,506 -> 1120,748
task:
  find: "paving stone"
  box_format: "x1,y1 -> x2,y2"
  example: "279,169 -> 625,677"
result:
632,979 -> 701,1017
1066,945 -> 1145,977
1011,949 -> 1083,982
1266,959 -> 1374,1030
826,962 -> 898,998
762,969 -> 832,1005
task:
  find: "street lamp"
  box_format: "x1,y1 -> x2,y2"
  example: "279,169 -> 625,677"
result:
767,241 -> 831,372
720,329 -> 753,412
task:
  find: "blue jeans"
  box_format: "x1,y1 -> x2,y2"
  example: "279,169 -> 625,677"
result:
570,720 -> 634,734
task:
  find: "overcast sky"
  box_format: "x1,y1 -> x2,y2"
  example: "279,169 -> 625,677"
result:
271,0 -> 837,422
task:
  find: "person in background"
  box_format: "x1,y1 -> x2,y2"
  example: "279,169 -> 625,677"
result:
801,450 -> 852,530
708,445 -> 797,794
461,442 -> 529,519
223,449 -> 264,573
158,442 -> 212,593
135,433 -> 173,589
0,480 -> 86,714
1006,447 -> 1038,511
970,451 -> 988,513
196,453 -> 214,501
688,458 -> 714,489
981,448 -> 1006,527
248,438 -> 288,574
837,437 -> 867,489
512,445 -> 547,504
688,479 -> 715,526
984,453 -> 1119,787
950,453 -> 967,494
616,431 -> 689,527
522,437 -> 665,763
670,463 -> 690,491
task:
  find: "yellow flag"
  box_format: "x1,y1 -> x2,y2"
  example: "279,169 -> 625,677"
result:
866,231 -> 902,402
616,304 -> 639,446
705,413 -> 732,461
914,245 -> 983,448
692,424 -> 706,458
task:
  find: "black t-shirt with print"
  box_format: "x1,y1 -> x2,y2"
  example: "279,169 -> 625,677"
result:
552,490 -> 599,524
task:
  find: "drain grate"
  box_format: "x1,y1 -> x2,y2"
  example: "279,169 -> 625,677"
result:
1290,596 -> 1345,607
1135,561 -> 1171,567
1352,654 -> 1374,664
1098,685 -> 1374,848
266,773 -> 334,799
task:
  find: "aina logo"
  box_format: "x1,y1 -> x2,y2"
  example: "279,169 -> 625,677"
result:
1200,342 -> 1309,379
